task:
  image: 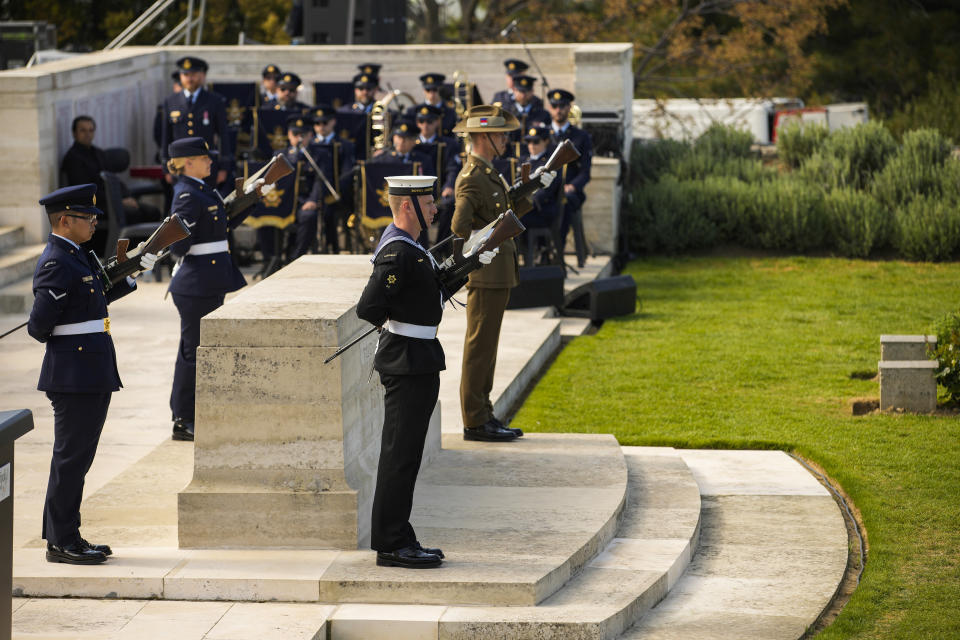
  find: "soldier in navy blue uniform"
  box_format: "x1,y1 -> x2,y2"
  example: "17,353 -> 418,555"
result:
356,175 -> 498,569
412,105 -> 460,242
338,73 -> 378,115
263,72 -> 311,113
28,184 -> 157,564
518,125 -> 561,265
404,74 -> 457,137
260,64 -> 282,106
160,57 -> 233,191
546,89 -> 593,267
504,75 -> 549,156
165,138 -> 264,442
309,104 -> 355,254
369,119 -> 434,176
277,114 -> 326,259
491,58 -> 529,108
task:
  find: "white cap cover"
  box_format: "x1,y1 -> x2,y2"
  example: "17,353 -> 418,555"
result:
385,175 -> 437,195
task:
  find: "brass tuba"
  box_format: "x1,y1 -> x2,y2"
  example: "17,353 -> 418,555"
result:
569,103 -> 582,127
370,89 -> 417,152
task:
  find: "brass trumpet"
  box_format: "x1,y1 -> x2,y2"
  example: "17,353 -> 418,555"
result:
370,89 -> 417,152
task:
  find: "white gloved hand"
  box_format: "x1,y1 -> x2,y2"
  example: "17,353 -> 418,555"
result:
244,178 -> 266,195
139,252 -> 158,272
538,170 -> 557,188
478,247 -> 500,265
260,182 -> 275,196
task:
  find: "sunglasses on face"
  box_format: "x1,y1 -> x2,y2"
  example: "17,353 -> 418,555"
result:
64,213 -> 97,222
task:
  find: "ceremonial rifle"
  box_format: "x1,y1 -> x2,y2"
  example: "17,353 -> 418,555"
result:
507,139 -> 580,204
223,154 -> 295,220
323,210 -> 525,365
90,214 -> 191,291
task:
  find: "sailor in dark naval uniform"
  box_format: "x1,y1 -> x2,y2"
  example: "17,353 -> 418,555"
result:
263,72 -> 311,113
546,89 -> 593,267
356,175 -> 496,568
160,56 -> 232,190
165,137 -> 268,442
28,183 -> 157,564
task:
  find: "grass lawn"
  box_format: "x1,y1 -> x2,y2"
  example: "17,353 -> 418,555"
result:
514,254 -> 960,639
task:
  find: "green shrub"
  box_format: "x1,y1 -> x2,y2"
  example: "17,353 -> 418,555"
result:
693,123 -> 755,160
894,194 -> 960,261
752,178 -> 827,251
824,188 -> 890,258
777,120 -> 829,168
669,153 -> 773,183
630,138 -> 690,184
823,121 -> 897,189
872,129 -> 955,208
930,309 -> 960,404
796,151 -> 852,191
628,176 -> 719,253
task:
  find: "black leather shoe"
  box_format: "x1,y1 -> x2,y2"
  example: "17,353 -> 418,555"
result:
464,419 -> 518,442
416,541 -> 445,559
376,545 -> 442,568
491,416 -> 523,437
46,542 -> 107,565
172,418 -> 194,442
79,537 -> 112,556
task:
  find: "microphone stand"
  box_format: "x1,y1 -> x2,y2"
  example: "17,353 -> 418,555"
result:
505,20 -> 550,102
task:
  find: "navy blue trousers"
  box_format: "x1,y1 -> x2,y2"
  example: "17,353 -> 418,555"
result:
171,293 -> 224,422
558,189 -> 586,250
294,206 -> 320,258
370,372 -> 439,552
42,391 -> 111,546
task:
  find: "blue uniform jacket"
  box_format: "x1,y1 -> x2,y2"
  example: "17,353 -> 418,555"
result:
27,234 -> 136,393
310,135 -> 356,198
551,124 -> 593,194
520,147 -> 562,227
161,89 -> 233,170
414,135 -> 461,192
168,175 -> 248,297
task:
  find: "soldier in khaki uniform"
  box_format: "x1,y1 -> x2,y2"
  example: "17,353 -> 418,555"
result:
451,105 -> 556,441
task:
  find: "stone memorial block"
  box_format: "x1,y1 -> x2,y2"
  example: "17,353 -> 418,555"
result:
878,360 -> 938,413
880,334 -> 936,361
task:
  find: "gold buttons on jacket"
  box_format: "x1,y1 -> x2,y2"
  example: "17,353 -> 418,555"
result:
188,129 -> 194,134
90,288 -> 95,293
77,346 -> 83,351
211,259 -> 216,264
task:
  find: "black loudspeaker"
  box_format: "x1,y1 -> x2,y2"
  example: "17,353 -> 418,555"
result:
562,275 -> 637,322
507,266 -> 565,310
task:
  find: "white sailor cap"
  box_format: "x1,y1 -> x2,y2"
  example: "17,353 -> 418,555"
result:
385,175 -> 437,195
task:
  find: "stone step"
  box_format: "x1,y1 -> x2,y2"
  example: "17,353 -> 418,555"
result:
619,450 -> 849,640
13,433 -> 630,609
0,225 -> 25,251
12,446 -> 703,640
0,242 -> 44,288
0,275 -> 33,314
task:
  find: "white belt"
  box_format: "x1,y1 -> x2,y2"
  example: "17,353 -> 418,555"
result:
385,320 -> 438,339
188,240 -> 229,256
51,318 -> 110,336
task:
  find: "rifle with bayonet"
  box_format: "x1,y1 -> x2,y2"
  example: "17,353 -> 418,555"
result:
222,154 -> 295,220
323,210 -> 525,365
89,214 -> 191,291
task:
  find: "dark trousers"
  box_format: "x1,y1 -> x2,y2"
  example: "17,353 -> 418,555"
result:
170,293 -> 224,422
294,206 -> 320,258
558,189 -> 585,250
42,391 -> 111,546
460,286 -> 511,428
370,372 -> 440,552
257,227 -> 282,260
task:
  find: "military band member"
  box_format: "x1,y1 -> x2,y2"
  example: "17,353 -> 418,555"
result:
165,137 -> 266,442
451,105 -> 555,441
339,73 -> 378,114
405,73 -> 457,136
356,62 -> 384,99
356,174 -> 497,568
263,72 -> 311,113
281,114 -> 326,259
260,64 -> 282,105
160,56 -> 232,189
519,125 -> 561,264
310,104 -> 355,254
28,184 -> 157,564
547,89 -> 593,267
491,58 -> 529,108
413,104 -> 460,241
369,119 -> 433,176
504,75 -> 549,155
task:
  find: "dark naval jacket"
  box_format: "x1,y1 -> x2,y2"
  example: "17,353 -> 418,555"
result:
356,225 -> 445,375
160,88 -> 233,169
168,175 -> 248,297
27,234 -> 136,393
551,123 -> 593,194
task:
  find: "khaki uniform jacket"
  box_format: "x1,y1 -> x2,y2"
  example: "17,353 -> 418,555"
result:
452,153 -> 532,289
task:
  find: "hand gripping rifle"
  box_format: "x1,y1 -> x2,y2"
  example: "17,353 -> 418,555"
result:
322,210 -> 526,365
89,214 -> 191,291
507,138 -> 580,204
222,154 -> 295,220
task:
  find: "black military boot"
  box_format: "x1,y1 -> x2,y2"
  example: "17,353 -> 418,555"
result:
172,417 -> 194,441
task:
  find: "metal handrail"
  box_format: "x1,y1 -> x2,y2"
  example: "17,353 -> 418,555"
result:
104,0 -> 206,49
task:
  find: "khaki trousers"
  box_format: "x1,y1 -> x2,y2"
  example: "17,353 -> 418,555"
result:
460,286 -> 511,428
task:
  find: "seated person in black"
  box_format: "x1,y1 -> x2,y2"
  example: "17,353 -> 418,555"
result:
61,115 -> 163,245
